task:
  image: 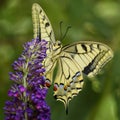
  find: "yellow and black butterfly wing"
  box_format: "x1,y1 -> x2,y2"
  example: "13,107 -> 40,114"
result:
53,52 -> 84,113
32,3 -> 55,49
53,41 -> 113,111
45,59 -> 57,87
62,41 -> 113,77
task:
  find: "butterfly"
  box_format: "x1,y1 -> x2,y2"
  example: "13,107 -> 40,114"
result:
32,3 -> 113,113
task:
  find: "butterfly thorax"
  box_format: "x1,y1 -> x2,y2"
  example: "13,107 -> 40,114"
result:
51,41 -> 62,57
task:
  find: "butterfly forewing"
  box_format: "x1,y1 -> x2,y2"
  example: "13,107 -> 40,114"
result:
32,3 -> 55,44
62,41 -> 113,77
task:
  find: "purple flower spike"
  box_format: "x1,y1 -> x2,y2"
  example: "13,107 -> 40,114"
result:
4,38 -> 51,120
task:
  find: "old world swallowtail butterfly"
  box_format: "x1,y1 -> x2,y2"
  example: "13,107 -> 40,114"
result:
32,3 -> 113,113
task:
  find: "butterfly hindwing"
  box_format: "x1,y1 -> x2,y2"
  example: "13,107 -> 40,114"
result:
53,52 -> 84,112
45,60 -> 57,87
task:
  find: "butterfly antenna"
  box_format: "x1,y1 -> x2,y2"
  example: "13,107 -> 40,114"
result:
61,25 -> 71,41
59,21 -> 63,40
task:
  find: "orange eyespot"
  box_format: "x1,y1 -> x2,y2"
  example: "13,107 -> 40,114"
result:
64,85 -> 67,91
45,81 -> 51,88
54,84 -> 58,91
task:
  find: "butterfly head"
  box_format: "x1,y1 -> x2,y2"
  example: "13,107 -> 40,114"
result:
52,41 -> 62,51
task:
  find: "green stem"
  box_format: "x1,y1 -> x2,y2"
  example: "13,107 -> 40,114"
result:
23,61 -> 29,120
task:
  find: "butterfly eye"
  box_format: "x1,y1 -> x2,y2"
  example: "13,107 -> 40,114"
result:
57,41 -> 61,46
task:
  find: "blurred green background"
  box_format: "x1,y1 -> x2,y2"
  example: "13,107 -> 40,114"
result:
0,0 -> 120,120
